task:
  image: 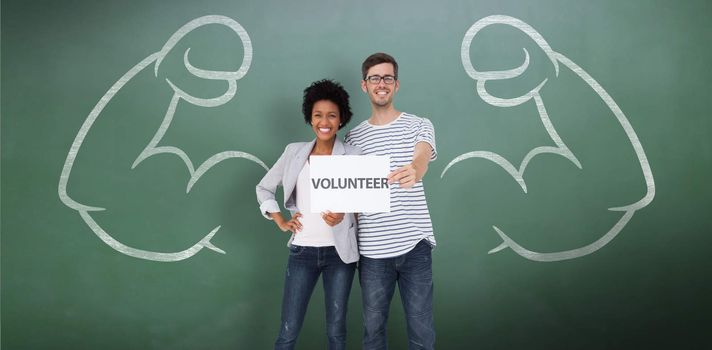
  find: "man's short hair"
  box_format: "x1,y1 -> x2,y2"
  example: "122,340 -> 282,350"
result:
302,79 -> 352,129
361,52 -> 398,80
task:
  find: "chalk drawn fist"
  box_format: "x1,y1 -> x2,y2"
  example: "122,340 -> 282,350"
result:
58,16 -> 266,262
442,15 -> 655,261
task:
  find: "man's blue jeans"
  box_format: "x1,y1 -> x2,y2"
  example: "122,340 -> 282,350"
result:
274,245 -> 356,350
359,240 -> 435,350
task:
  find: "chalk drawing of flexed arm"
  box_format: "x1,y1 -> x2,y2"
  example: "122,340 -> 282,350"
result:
441,15 -> 656,262
58,15 -> 267,262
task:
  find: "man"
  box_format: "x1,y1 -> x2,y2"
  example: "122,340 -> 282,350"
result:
345,53 -> 437,350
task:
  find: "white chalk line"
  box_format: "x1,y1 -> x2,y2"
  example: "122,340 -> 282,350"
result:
59,15 -> 266,262
444,15 -> 655,262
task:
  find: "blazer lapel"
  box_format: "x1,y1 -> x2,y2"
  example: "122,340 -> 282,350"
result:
333,137 -> 346,155
283,139 -> 315,204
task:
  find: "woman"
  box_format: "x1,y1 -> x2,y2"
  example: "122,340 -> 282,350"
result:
256,79 -> 360,350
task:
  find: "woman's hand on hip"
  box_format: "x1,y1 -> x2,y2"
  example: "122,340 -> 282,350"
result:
274,212 -> 302,233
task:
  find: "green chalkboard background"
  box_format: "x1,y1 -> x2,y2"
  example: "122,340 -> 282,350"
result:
2,0 -> 711,348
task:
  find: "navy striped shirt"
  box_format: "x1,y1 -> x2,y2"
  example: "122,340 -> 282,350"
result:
344,113 -> 437,258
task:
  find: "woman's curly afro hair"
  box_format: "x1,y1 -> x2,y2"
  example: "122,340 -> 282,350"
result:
302,79 -> 352,129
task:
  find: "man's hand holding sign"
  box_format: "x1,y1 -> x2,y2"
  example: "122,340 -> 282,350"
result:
387,141 -> 432,188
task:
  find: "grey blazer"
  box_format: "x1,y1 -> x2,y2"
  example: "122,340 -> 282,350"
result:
256,138 -> 362,263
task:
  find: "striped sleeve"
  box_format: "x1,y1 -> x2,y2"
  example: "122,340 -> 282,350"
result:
416,117 -> 437,161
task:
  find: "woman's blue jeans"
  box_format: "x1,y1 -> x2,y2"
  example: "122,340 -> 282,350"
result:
274,245 -> 356,350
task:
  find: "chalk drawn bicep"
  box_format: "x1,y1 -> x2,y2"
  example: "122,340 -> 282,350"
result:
58,15 -> 264,262
445,15 -> 655,261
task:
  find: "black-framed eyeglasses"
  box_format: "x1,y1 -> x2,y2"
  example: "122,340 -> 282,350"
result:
365,75 -> 396,84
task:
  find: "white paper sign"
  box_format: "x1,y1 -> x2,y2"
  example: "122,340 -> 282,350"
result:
309,155 -> 390,213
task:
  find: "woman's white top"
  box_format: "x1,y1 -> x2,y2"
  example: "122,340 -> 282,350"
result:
291,162 -> 335,247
